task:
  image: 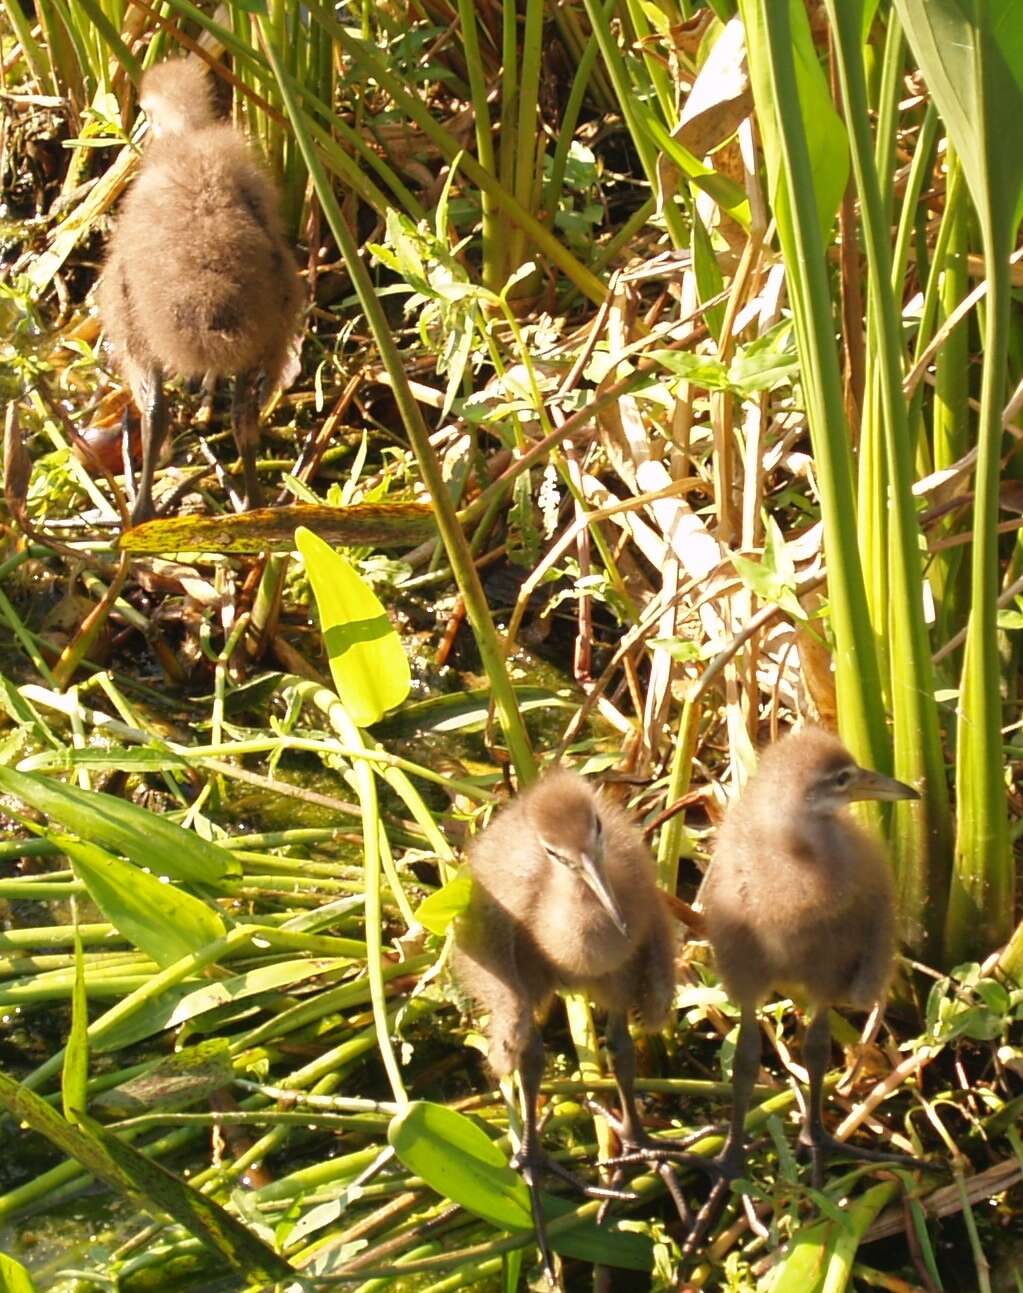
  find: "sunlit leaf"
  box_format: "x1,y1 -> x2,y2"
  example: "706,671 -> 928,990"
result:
296,526 -> 411,726
0,1252 -> 37,1293
415,870 -> 473,935
0,764 -> 239,885
119,503 -> 435,554
53,833 -> 226,969
388,1101 -> 652,1269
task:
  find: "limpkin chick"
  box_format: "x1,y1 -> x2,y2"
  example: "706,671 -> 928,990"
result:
694,727 -> 934,1245
454,769 -> 704,1285
97,58 -> 303,523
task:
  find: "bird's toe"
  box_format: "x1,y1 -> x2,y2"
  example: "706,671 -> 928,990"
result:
796,1128 -> 941,1187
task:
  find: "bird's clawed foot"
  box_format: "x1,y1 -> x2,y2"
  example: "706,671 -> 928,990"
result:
673,1141 -> 754,1257
511,1143 -> 635,1202
796,1128 -> 943,1191
594,1103 -> 729,1234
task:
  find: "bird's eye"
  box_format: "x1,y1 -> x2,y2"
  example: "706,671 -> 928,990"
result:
833,768 -> 853,789
594,816 -> 603,839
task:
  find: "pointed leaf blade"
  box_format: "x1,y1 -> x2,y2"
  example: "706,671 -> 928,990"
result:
54,833 -> 227,969
388,1101 -> 652,1269
0,765 -> 239,884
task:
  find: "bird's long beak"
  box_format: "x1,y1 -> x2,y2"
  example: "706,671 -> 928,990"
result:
849,767 -> 920,802
578,852 -> 629,936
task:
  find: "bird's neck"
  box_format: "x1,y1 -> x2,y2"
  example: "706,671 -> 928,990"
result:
784,810 -> 843,866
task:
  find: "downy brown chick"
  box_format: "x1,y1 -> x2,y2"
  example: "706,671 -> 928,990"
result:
454,769 -> 709,1285
97,58 -> 302,523
695,727 -> 930,1242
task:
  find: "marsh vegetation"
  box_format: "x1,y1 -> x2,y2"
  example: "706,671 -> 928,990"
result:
0,1 -> 1022,1290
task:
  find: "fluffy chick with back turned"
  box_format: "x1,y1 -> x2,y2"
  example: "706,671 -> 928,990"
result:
98,59 -> 302,522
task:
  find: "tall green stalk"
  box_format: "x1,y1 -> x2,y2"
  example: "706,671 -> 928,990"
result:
510,0 -> 544,274
456,0 -> 500,288
930,156 -> 971,648
894,0 -> 1023,962
825,0 -> 952,958
261,29 -> 536,786
947,254 -> 1013,961
743,0 -> 888,773
856,17 -> 905,688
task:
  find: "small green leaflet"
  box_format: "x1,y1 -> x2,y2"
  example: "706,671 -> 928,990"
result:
415,870 -> 473,935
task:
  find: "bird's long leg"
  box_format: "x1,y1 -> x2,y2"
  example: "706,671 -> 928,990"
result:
231,367 -> 263,511
592,1010 -> 699,1227
511,1027 -> 631,1290
678,999 -> 761,1256
797,1008 -> 939,1188
513,1029 -> 560,1288
130,363 -> 165,525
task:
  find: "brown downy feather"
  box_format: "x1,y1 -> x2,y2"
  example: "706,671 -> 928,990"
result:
701,727 -> 899,1013
97,59 -> 302,388
453,769 -> 675,1077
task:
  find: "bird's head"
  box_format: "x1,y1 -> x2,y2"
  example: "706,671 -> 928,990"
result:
528,770 -> 629,936
761,728 -> 920,818
140,60 -> 221,139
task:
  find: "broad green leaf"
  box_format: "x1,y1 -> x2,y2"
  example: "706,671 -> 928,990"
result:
731,518 -> 805,622
728,323 -> 799,393
53,833 -> 227,969
296,526 -> 411,727
0,1071 -> 293,1281
649,349 -> 729,388
893,0 -> 1023,247
761,1180 -> 897,1293
0,1253 -> 36,1293
0,764 -> 239,885
388,1101 -> 652,1270
415,870 -> 473,935
389,1101 -> 532,1231
758,1216 -> 829,1293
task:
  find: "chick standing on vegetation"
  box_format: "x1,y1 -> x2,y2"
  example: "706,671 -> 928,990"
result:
98,58 -> 303,523
454,769 -> 710,1285
693,727 -> 931,1244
